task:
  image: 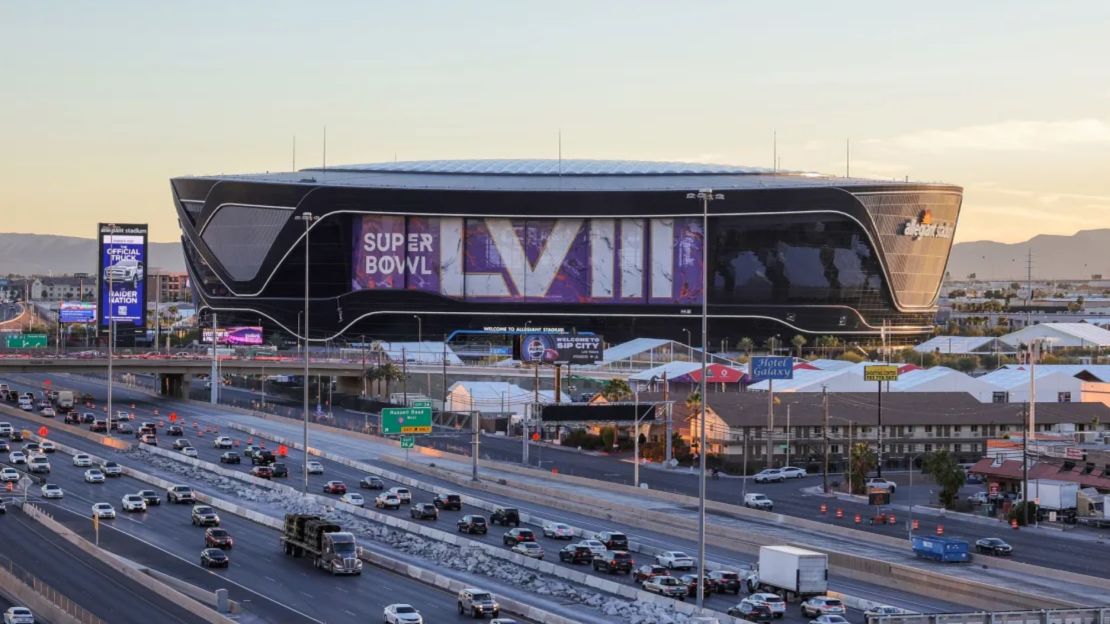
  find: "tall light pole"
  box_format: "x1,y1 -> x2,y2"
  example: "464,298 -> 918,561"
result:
907,453 -> 924,540
686,188 -> 722,608
682,328 -> 693,361
295,212 -> 320,493
105,223 -> 118,437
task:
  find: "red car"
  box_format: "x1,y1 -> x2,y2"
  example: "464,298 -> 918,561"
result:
205,527 -> 234,549
323,481 -> 347,494
250,466 -> 273,479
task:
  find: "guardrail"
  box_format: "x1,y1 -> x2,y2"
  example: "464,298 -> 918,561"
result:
0,549 -> 105,624
873,607 -> 1110,624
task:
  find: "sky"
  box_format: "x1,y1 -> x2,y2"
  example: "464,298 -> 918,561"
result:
1,2 -> 1108,244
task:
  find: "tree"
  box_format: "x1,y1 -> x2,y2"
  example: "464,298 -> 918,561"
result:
737,337 -> 755,356
849,442 -> 876,495
922,449 -> 964,509
366,362 -> 404,399
815,335 -> 841,358
600,378 -> 632,402
685,389 -> 702,418
791,334 -> 807,358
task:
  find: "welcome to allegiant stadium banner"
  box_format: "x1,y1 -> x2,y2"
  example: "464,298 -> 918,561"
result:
352,216 -> 704,304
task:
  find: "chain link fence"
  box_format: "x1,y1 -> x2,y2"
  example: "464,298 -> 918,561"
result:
0,550 -> 106,624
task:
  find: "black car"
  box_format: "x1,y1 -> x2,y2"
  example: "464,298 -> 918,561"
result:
360,476 -> 384,489
219,452 -> 241,464
975,537 -> 1013,556
707,570 -> 742,594
728,602 -> 772,623
457,515 -> 488,534
592,550 -> 634,574
410,503 -> 439,520
117,422 -> 134,434
502,528 -> 535,546
167,425 -> 184,436
10,430 -> 23,442
251,450 -> 275,466
433,492 -> 462,510
595,531 -> 629,551
490,506 -> 520,527
0,442 -> 8,453
558,544 -> 594,564
138,490 -> 161,506
270,462 -> 288,478
200,548 -> 229,568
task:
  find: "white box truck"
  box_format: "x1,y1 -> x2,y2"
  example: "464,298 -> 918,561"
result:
56,391 -> 74,412
746,545 -> 828,599
1026,479 -> 1078,511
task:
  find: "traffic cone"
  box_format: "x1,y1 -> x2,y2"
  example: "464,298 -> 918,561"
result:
936,525 -> 944,536
819,503 -> 828,514
1011,518 -> 1019,530
888,513 -> 896,524
835,508 -> 844,519
854,513 -> 862,524
912,519 -> 919,530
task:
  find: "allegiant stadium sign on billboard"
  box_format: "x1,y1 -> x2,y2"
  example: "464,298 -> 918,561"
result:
901,210 -> 954,239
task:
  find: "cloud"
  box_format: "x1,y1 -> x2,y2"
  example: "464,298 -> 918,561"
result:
875,119 -> 1110,152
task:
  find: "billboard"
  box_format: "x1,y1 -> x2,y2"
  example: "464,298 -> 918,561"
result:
518,333 -> 603,364
352,216 -> 704,305
202,326 -> 264,346
750,356 -> 794,381
97,223 -> 148,330
59,302 -> 96,324
863,365 -> 900,382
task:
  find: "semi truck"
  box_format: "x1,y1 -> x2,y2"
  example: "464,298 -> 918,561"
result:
280,514 -> 362,575
744,545 -> 828,599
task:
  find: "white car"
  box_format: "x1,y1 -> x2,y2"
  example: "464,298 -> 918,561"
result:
39,407 -> 56,418
8,451 -> 26,465
801,596 -> 847,617
780,466 -> 807,479
340,493 -> 365,507
748,593 -> 786,617
19,401 -> 32,411
121,494 -> 147,512
383,603 -> 423,624
72,453 -> 93,467
0,467 -> 19,482
511,542 -> 544,559
375,493 -> 401,510
84,469 -> 106,483
306,461 -> 324,475
40,483 -> 63,499
39,441 -> 55,453
91,503 -> 116,519
387,486 -> 411,503
866,478 -> 897,493
578,539 -> 607,556
542,522 -> 575,539
811,616 -> 850,624
743,493 -> 774,511
655,550 -> 696,570
181,447 -> 199,458
213,436 -> 233,449
753,468 -> 785,483
0,423 -> 12,436
3,606 -> 35,624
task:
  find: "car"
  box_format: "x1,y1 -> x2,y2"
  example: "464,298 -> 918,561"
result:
753,469 -> 785,483
251,450 -> 275,466
387,486 -> 411,503
578,539 -> 607,556
655,550 -> 696,570
633,564 -> 668,583
2,606 -> 35,624
121,494 -> 147,512
219,452 -> 241,464
743,493 -> 774,511
457,515 -> 488,534
89,419 -> 107,432
200,548 -> 229,568
359,475 -> 384,489
306,461 -> 324,474
21,442 -> 40,454
542,522 -> 575,539
490,506 -> 520,526
27,457 -> 50,474
91,502 -> 116,519
384,603 -> 423,624
138,490 -> 161,506
323,480 -> 347,494
747,593 -> 786,618
39,441 -> 55,454
865,478 -> 897,493
84,469 -> 105,483
8,451 -> 26,465
140,433 -> 157,446
410,502 -> 438,519
9,431 -> 23,442
72,453 -> 92,467
18,401 -> 32,412
781,466 -> 807,479
457,588 -> 500,619
800,596 -> 846,617
864,606 -> 912,622
967,491 -> 990,505
181,447 -> 199,458
269,462 -> 289,478
489,619 -> 519,624
191,505 -> 220,527
242,445 -> 261,458
39,407 -> 55,418
965,473 -> 984,485
512,541 -> 545,559
707,570 -> 743,594
205,527 -> 234,549
167,425 -> 184,436
167,485 -> 196,504
643,575 -> 687,599
249,465 -> 273,479
172,438 -> 192,450
502,527 -> 535,546
677,574 -> 716,597
433,492 -> 462,510
811,616 -> 850,624
0,467 -> 19,482
595,531 -> 629,550
592,550 -> 634,574
96,461 -> 122,477
375,493 -> 402,510
0,423 -> 11,437
213,436 -> 233,449
728,600 -> 774,623
558,543 -> 595,564
40,483 -> 63,499
340,492 -> 366,507
975,537 -> 1013,556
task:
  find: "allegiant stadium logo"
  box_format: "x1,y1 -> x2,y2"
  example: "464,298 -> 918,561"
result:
901,209 -> 954,239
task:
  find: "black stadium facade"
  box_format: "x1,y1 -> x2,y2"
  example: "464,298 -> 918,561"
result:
171,159 -> 961,343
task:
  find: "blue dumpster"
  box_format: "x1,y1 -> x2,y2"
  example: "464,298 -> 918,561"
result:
911,536 -> 971,562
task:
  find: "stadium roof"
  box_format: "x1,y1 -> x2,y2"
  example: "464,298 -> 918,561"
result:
186,158 -> 957,193
913,335 -> 1018,355
1000,323 -> 1110,348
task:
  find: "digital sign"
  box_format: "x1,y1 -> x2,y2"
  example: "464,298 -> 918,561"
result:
517,333 -> 603,364
59,302 -> 96,324
202,326 -> 264,346
97,223 -> 147,330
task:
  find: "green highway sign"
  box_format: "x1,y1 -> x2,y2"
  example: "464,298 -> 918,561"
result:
381,407 -> 432,434
5,334 -> 47,349
400,435 -> 415,449
411,399 -> 433,409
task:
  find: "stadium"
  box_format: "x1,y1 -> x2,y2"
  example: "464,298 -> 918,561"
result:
170,159 -> 962,343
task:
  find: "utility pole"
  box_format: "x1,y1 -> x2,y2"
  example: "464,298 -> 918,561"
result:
822,385 -> 830,494
766,379 -> 775,469
785,403 -> 792,467
662,370 -> 672,466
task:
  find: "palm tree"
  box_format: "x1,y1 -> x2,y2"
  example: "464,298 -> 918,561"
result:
365,362 -> 404,399
791,334 -> 807,358
600,378 -> 632,402
738,337 -> 754,357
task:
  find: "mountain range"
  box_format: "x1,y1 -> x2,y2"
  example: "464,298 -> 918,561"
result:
0,233 -> 185,275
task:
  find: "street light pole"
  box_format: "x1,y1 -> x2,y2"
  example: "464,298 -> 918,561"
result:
105,224 -> 117,437
295,212 -> 320,493
907,453 -> 923,540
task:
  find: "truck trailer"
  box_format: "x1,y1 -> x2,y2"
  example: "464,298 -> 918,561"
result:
280,514 -> 362,575
911,536 -> 970,562
745,545 -> 828,599
1025,479 -> 1079,511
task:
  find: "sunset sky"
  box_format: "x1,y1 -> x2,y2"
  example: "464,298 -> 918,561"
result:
2,1 -> 1108,244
